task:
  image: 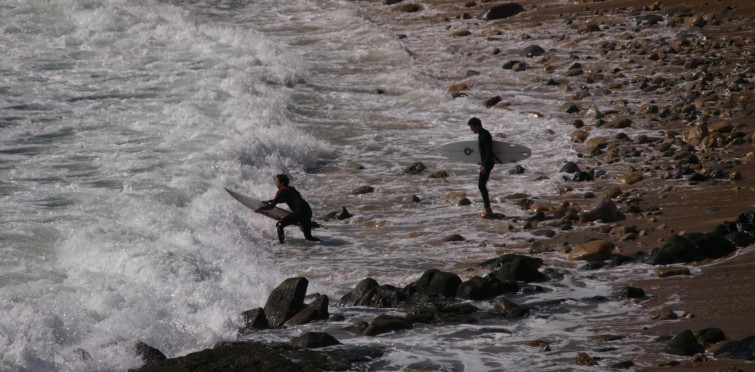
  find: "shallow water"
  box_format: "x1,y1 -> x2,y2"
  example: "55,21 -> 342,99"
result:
0,0 -> 693,370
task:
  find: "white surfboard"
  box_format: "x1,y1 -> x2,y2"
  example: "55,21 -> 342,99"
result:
435,140 -> 531,164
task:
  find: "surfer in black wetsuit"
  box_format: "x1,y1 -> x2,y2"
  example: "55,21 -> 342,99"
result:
254,174 -> 319,243
468,117 -> 495,218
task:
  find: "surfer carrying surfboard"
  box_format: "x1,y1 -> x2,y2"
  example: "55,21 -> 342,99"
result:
468,117 -> 495,218
254,174 -> 319,243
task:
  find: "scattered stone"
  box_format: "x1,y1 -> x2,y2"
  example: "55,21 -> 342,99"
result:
574,352 -> 599,366
442,234 -> 465,242
579,198 -> 622,223
649,306 -> 678,320
364,314 -> 413,336
478,2 -> 524,20
654,266 -> 691,278
351,186 -> 375,195
289,332 -> 341,349
663,329 -> 705,356
402,162 -> 426,175
568,239 -> 614,262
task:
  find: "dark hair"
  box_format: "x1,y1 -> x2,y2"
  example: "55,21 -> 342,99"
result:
275,174 -> 290,186
467,117 -> 482,127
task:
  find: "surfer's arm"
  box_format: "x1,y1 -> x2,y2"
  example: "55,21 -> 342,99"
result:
258,189 -> 285,211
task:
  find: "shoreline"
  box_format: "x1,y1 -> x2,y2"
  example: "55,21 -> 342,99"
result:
358,0 -> 755,369
135,0 -> 754,369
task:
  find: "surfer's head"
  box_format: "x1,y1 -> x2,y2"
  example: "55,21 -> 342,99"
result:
468,117 -> 482,133
275,174 -> 290,187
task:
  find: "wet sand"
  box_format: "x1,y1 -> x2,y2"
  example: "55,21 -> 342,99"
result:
359,0 -> 754,369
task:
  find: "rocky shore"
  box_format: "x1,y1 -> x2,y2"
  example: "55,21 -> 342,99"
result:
124,0 -> 755,370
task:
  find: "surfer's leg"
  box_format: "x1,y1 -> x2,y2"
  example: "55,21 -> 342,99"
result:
478,172 -> 491,209
277,215 -> 297,243
300,210 -> 319,241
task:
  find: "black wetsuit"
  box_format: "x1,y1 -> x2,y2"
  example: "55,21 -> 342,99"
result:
478,128 -> 495,209
260,186 -> 317,241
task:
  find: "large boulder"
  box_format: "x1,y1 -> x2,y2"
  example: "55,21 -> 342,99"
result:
647,231 -> 737,265
264,277 -> 309,327
488,254 -> 545,282
284,294 -> 330,328
133,341 -> 167,366
409,269 -> 462,297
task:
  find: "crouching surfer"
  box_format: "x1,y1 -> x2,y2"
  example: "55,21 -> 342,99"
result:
254,174 -> 320,243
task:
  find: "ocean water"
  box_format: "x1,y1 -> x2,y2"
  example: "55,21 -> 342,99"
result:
1,0 -> 663,370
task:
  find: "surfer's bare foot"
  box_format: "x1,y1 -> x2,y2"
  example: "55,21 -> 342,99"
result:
480,208 -> 493,218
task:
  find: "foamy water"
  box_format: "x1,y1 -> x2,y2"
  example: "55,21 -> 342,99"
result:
0,0 -> 679,370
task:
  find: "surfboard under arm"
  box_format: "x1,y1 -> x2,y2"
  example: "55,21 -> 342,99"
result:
435,140 -> 531,164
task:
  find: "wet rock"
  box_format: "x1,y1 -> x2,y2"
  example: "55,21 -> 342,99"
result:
239,308 -> 269,334
574,352 -> 599,366
663,329 -> 704,356
351,185 -> 375,195
442,234 -> 465,242
521,45 -> 545,57
560,102 -> 580,114
568,240 -> 614,262
338,278 -> 405,308
484,96 -> 502,108
393,3 -> 421,12
579,198 -> 622,223
363,314 -> 412,336
570,129 -> 589,142
409,268 -> 462,297
714,335 -> 755,360
603,117 -> 632,129
402,162 -> 426,175
323,207 -> 353,221
529,339 -> 552,352
134,341 -> 167,366
560,161 -> 580,174
487,254 -> 545,283
610,360 -> 635,369
696,328 -> 726,346
478,2 -> 524,20
502,60 -> 527,71
134,341 -> 383,372
622,286 -> 646,299
493,298 -> 530,318
621,171 -> 644,185
448,82 -> 469,93
682,125 -> 709,146
508,165 -> 526,174
284,294 -> 329,327
456,276 -> 519,300
654,266 -> 691,278
289,332 -> 341,349
428,170 -> 449,179
650,306 -> 678,320
264,277 -> 309,327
